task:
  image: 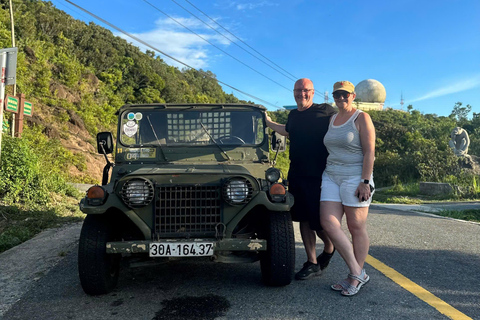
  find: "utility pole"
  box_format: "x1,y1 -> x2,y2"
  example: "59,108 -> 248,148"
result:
9,0 -> 16,136
0,52 -> 7,163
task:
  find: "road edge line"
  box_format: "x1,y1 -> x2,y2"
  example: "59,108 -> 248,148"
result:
366,254 -> 472,320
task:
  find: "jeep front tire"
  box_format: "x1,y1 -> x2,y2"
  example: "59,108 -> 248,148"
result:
260,211 -> 295,286
78,215 -> 121,295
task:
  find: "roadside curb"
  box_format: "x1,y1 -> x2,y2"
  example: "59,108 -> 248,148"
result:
0,222 -> 83,317
371,203 -> 480,226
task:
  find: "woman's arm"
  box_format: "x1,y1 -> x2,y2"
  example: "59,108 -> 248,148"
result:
355,112 -> 376,201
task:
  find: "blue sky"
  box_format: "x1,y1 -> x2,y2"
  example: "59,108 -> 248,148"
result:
53,0 -> 479,117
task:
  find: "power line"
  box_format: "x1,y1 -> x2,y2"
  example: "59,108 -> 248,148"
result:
64,0 -> 283,109
51,0 -> 93,24
168,0 -> 297,82
183,0 -> 298,81
141,0 -> 292,92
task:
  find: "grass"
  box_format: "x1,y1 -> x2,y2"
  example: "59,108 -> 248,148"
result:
0,193 -> 84,253
372,182 -> 480,222
435,209 -> 480,222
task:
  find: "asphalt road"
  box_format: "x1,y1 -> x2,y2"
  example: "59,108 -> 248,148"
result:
1,204 -> 479,320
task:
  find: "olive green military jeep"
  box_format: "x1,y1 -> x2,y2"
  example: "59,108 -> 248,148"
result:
78,103 -> 294,295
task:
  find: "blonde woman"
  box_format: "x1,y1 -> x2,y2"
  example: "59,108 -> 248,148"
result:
320,81 -> 375,296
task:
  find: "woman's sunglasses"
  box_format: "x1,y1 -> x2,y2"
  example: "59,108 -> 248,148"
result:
332,92 -> 351,99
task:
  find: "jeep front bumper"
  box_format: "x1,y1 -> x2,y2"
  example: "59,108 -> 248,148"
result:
106,238 -> 267,254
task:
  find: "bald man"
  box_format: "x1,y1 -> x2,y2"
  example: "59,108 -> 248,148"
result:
266,78 -> 336,280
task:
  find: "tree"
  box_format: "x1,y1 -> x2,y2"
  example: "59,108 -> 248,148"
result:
450,102 -> 471,123
267,109 -> 289,124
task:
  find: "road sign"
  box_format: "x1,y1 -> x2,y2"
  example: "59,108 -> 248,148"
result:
23,101 -> 33,116
0,47 -> 17,85
5,95 -> 18,113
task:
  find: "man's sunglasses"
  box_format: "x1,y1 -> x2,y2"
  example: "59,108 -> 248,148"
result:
332,92 -> 351,99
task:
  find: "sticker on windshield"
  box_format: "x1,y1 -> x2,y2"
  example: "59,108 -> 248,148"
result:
135,112 -> 143,120
123,120 -> 138,137
125,148 -> 139,160
123,148 -> 155,160
140,148 -> 156,158
127,112 -> 135,120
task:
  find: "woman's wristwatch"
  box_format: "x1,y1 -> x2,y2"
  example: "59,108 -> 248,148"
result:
362,179 -> 374,192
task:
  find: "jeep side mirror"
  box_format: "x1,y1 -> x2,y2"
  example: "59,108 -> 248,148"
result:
271,132 -> 286,153
97,132 -> 114,154
97,132 -> 114,185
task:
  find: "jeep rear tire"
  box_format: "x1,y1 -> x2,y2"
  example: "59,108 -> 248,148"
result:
78,215 -> 121,295
260,211 -> 295,286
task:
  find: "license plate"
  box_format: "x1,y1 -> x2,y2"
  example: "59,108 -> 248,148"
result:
149,242 -> 214,257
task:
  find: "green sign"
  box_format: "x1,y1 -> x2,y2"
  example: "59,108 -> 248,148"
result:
5,96 -> 19,113
24,101 -> 32,116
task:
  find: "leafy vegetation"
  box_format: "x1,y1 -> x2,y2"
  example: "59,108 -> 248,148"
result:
0,126 -> 85,253
1,127 -> 85,199
268,107 -> 480,192
436,209 -> 480,222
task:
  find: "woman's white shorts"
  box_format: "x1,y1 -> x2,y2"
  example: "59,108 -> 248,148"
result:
320,171 -> 374,207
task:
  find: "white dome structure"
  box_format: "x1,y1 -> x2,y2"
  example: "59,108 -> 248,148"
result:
355,79 -> 386,103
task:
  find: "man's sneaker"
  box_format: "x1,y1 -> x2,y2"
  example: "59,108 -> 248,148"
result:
317,248 -> 335,271
295,261 -> 321,280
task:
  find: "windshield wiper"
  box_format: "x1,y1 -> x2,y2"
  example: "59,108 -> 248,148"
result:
200,122 -> 231,161
147,115 -> 168,161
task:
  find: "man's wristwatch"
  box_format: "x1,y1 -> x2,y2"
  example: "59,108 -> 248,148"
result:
362,179 -> 369,184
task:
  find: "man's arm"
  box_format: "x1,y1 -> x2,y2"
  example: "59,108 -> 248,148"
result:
265,113 -> 288,137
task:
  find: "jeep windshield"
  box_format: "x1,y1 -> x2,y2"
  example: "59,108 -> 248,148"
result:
119,108 -> 265,147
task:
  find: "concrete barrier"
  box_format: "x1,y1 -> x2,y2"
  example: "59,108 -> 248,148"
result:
419,182 -> 454,195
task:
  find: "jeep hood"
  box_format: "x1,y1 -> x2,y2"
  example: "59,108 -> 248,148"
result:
120,164 -> 254,176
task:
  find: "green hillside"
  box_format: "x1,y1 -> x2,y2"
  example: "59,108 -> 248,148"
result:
0,0 -> 254,182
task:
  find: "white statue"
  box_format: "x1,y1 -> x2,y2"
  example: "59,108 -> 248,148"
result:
449,127 -> 470,156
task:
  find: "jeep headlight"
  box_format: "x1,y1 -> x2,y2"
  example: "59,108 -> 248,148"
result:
265,167 -> 281,183
120,178 -> 154,208
223,178 -> 253,205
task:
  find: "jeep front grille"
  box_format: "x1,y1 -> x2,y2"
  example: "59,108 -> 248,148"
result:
154,185 -> 221,238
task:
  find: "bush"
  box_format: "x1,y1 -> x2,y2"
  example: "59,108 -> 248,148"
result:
0,134 -> 45,203
0,129 -> 80,204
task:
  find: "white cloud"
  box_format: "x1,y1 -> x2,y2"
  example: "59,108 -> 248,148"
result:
221,1 -> 277,11
409,76 -> 480,103
157,16 -> 206,30
116,16 -> 233,69
235,1 -> 276,10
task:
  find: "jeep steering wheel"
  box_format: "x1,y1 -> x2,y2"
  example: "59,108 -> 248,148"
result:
218,135 -> 246,145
